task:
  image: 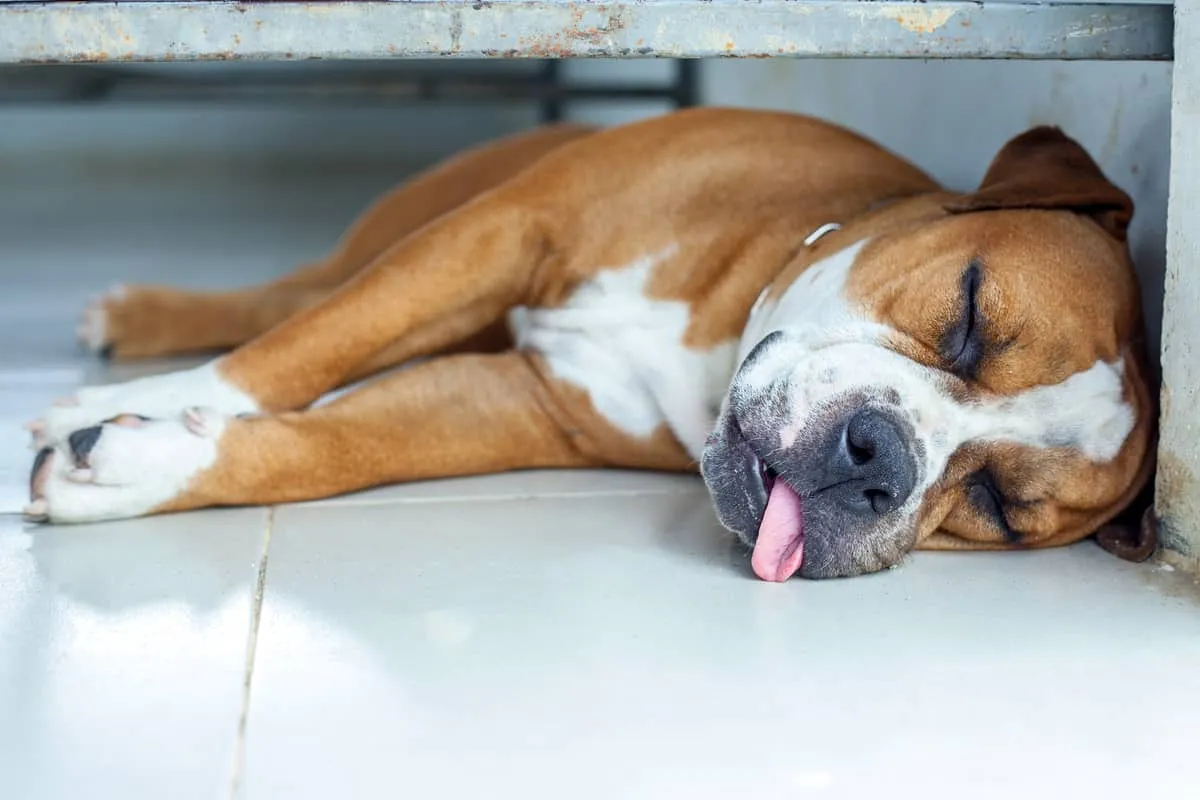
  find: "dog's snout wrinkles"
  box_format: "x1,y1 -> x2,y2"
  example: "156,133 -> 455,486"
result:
825,408 -> 915,517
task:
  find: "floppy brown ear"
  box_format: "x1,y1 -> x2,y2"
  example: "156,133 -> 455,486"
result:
1094,466 -> 1158,563
944,126 -> 1134,241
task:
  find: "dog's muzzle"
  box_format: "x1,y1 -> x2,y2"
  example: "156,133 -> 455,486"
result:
702,401 -> 920,581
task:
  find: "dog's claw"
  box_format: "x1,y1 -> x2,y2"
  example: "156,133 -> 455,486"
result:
182,407 -> 225,439
66,468 -> 93,484
26,420 -> 47,450
183,408 -> 205,436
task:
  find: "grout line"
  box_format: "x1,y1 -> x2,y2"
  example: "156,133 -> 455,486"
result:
227,506 -> 275,800
289,486 -> 705,510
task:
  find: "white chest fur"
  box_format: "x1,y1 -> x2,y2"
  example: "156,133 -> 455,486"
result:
512,246 -> 737,461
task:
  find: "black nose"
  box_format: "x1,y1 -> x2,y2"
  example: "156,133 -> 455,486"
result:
824,408 -> 916,516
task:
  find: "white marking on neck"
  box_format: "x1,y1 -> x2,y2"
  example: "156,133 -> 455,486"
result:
743,222 -> 846,352
514,245 -> 737,460
738,239 -> 876,366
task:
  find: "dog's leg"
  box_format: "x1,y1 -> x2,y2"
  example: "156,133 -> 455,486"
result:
343,317 -> 514,384
82,123 -> 594,360
79,283 -> 332,361
218,193 -> 549,414
32,186 -> 551,445
27,353 -> 594,522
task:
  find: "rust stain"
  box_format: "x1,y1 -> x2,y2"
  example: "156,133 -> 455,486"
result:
480,3 -> 628,56
888,7 -> 958,34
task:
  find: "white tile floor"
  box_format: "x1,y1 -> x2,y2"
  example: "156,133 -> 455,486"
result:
2,177 -> 1199,800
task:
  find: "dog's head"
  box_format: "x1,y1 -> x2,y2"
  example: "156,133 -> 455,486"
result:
702,127 -> 1156,580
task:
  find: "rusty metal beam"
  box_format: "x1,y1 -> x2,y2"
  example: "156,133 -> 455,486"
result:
0,1 -> 1175,64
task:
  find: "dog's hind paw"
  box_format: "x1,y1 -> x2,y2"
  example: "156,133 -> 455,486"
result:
76,284 -> 126,358
26,409 -> 226,523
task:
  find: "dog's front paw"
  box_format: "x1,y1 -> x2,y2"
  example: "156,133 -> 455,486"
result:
25,362 -> 258,449
26,409 -> 227,524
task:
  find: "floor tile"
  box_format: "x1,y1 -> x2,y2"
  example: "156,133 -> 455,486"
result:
0,508 -> 267,800
244,495 -> 1200,799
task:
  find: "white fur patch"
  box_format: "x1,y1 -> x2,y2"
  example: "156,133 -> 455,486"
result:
37,360 -> 258,446
513,246 -> 737,460
737,240 -> 885,368
35,409 -> 226,523
732,239 -> 1136,512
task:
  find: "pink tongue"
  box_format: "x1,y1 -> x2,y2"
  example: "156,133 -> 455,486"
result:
751,481 -> 805,582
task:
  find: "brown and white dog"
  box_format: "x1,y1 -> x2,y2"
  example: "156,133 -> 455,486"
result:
24,108 -> 1157,580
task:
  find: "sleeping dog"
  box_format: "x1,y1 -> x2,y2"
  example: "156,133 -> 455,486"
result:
25,108 -> 1157,579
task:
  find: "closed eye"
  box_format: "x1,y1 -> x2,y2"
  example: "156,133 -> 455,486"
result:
966,469 -> 1020,542
941,260 -> 985,380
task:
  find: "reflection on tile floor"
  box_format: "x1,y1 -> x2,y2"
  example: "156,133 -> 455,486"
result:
2,184 -> 1199,800
0,509 -> 265,800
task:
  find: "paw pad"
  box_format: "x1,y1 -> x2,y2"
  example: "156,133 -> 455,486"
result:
67,425 -> 103,466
